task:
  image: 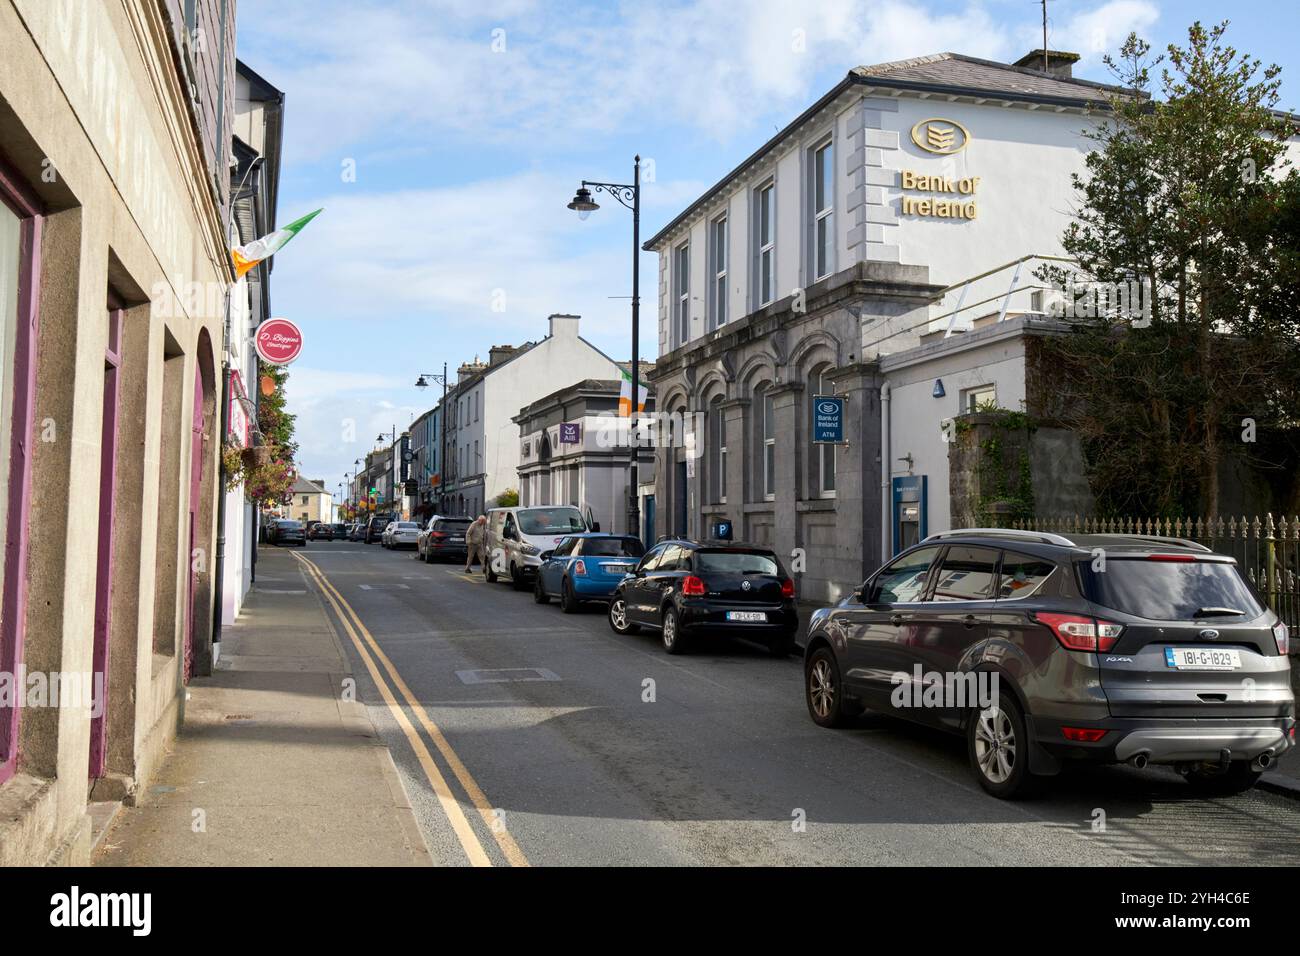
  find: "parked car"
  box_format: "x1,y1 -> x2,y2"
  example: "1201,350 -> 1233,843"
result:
365,514 -> 394,544
347,523 -> 365,542
535,533 -> 645,612
484,504 -> 596,589
607,538 -> 797,656
383,521 -> 421,549
802,528 -> 1296,799
331,523 -> 348,538
268,519 -> 307,547
417,515 -> 472,562
306,521 -> 333,541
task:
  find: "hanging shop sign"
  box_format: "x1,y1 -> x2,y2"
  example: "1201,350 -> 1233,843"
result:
812,395 -> 845,444
255,317 -> 304,365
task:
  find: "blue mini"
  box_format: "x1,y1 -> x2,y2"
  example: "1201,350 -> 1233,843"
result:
534,533 -> 646,613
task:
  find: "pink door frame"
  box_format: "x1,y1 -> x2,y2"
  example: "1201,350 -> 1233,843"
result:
0,158 -> 43,787
89,306 -> 123,778
184,367 -> 204,683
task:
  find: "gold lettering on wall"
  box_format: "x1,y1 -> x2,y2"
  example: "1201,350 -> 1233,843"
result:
900,170 -> 980,219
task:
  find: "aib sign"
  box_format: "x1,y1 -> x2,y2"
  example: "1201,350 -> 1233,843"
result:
559,422 -> 581,445
812,395 -> 845,444
255,318 -> 304,366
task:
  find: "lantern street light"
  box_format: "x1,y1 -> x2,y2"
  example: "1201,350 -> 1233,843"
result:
567,156 -> 643,539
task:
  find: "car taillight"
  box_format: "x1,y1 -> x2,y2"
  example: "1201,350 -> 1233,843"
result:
574,560 -> 587,576
431,531 -> 446,539
682,575 -> 706,596
1034,612 -> 1124,652
1061,727 -> 1109,742
780,578 -> 795,599
1274,621 -> 1290,655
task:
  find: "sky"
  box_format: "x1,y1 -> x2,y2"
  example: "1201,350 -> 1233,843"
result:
234,0 -> 1300,499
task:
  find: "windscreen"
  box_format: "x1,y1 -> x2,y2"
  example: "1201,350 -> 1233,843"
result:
518,508 -> 586,535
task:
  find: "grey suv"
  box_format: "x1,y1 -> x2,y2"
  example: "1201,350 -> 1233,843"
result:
803,529 -> 1294,799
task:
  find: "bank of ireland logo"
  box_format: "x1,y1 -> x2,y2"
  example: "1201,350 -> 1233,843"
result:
911,118 -> 971,155
817,400 -> 839,416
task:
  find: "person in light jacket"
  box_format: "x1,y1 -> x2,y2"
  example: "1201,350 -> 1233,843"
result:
464,514 -> 488,573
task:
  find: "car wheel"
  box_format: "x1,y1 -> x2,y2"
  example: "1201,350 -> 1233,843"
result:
804,647 -> 863,728
661,607 -> 687,655
968,695 -> 1040,799
560,578 -> 579,614
485,555 -> 498,583
510,563 -> 528,591
533,575 -> 550,604
1185,761 -> 1263,796
608,595 -> 638,634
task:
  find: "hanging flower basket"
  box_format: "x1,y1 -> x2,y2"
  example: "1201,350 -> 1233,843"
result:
242,445 -> 273,468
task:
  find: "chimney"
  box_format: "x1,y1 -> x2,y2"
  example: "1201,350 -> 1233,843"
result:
457,357 -> 486,382
547,313 -> 580,339
489,344 -> 520,367
1013,49 -> 1080,80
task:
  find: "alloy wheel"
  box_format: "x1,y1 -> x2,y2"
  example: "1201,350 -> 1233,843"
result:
610,599 -> 628,631
974,706 -> 1016,784
809,658 -> 835,720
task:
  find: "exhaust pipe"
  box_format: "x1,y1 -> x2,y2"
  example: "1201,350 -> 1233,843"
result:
1252,753 -> 1273,771
1128,753 -> 1149,770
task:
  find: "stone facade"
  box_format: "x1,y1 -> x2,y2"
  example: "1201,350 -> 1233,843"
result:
648,261 -> 943,603
0,0 -> 235,864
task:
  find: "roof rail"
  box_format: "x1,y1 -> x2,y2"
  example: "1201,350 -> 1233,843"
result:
924,527 -> 1077,547
1118,535 -> 1212,553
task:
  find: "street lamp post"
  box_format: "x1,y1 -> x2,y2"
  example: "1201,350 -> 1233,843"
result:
568,156 -> 642,540
415,364 -> 449,514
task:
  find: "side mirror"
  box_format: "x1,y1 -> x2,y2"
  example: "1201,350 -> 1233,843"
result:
591,521 -> 601,533
851,588 -> 864,605
540,551 -> 554,561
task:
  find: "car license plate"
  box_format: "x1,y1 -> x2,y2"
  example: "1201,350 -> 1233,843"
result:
449,537 -> 464,543
726,611 -> 766,623
603,562 -> 632,572
1165,647 -> 1242,671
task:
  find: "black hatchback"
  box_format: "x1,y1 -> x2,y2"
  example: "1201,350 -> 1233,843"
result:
607,539 -> 798,656
803,529 -> 1294,799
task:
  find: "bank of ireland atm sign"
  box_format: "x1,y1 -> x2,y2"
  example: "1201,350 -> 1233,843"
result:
812,395 -> 845,444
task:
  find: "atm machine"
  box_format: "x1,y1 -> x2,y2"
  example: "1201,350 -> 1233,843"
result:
891,475 -> 927,555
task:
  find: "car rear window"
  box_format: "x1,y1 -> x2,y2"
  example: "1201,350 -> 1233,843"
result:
278,521 -> 302,529
581,537 -> 645,557
1078,558 -> 1265,621
694,550 -> 779,575
434,520 -> 470,532
397,522 -> 419,530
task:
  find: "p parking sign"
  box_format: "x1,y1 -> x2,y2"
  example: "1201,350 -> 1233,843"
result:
812,395 -> 845,444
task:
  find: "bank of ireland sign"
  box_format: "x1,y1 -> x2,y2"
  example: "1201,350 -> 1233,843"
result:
255,317 -> 304,366
812,395 -> 845,444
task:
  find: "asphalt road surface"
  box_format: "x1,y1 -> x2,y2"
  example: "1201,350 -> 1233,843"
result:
285,541 -> 1300,867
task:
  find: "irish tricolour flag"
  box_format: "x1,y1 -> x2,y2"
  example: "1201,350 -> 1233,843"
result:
231,208 -> 323,278
618,366 -> 648,417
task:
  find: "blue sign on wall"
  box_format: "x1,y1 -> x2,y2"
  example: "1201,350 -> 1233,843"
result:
559,422 -> 581,444
812,395 -> 845,444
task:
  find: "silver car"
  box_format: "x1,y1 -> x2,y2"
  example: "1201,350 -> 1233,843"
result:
383,521 -> 421,549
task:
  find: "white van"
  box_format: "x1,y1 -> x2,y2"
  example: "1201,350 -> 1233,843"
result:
484,504 -> 598,589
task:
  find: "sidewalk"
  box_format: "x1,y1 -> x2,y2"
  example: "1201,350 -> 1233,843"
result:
95,548 -> 432,866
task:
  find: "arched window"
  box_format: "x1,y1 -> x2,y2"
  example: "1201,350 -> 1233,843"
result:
708,395 -> 727,504
752,383 -> 775,501
809,365 -> 836,497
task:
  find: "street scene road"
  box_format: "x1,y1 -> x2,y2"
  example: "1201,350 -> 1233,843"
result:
288,543 -> 1300,867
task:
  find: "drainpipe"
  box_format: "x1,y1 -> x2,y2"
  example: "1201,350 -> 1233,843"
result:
880,381 -> 891,565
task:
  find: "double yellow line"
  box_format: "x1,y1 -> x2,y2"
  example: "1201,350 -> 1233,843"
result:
293,551 -> 529,867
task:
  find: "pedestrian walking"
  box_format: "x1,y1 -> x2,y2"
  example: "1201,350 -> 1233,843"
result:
464,514 -> 488,573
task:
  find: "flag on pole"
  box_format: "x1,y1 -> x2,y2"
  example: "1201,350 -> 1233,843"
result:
618,366 -> 648,417
231,208 -> 323,278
